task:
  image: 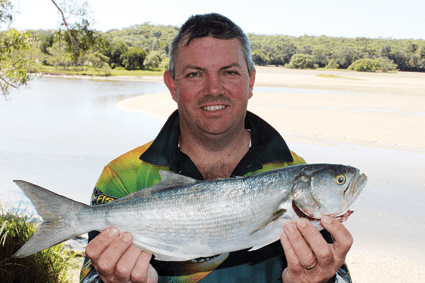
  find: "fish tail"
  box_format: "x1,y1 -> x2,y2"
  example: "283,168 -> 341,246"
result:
12,180 -> 90,258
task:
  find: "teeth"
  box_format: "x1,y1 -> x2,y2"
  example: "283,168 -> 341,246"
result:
203,105 -> 226,111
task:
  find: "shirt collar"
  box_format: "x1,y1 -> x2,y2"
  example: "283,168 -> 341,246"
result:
140,110 -> 293,178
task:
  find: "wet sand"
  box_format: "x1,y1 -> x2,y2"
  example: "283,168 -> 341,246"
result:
117,67 -> 425,282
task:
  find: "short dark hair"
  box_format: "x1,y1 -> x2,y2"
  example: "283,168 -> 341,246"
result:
168,13 -> 254,78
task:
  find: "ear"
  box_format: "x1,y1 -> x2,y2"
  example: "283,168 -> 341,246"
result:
248,68 -> 256,99
164,70 -> 177,102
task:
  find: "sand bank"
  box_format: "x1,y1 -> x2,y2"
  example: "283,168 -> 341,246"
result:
118,67 -> 425,153
116,67 -> 425,282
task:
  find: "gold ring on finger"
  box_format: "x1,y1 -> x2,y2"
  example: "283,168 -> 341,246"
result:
304,261 -> 317,270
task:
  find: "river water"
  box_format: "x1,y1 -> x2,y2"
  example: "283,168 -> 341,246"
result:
0,77 -> 166,206
1,76 -> 424,265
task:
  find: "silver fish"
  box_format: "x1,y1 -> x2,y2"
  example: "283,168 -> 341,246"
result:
12,163 -> 367,261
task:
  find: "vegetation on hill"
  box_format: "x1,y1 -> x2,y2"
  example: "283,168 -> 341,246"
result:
1,0 -> 424,98
29,25 -> 424,73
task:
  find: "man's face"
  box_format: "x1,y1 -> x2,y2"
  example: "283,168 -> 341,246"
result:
164,36 -> 256,138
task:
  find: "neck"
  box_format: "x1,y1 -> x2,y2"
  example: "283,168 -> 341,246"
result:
179,127 -> 251,180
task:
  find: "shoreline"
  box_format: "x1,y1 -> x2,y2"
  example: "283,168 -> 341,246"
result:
40,66 -> 425,97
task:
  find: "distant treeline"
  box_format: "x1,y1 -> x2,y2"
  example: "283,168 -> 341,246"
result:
30,23 -> 425,72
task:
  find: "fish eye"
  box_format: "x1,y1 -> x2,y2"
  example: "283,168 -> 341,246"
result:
335,174 -> 346,185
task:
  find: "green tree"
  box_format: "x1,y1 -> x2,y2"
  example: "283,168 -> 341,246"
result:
38,31 -> 56,58
335,47 -> 360,69
285,54 -> 317,69
144,50 -> 163,70
0,1 -> 41,99
272,39 -> 297,65
312,45 -> 333,67
103,40 -> 129,68
252,49 -> 268,66
45,41 -> 72,68
51,0 -> 106,66
159,55 -> 169,69
0,0 -> 13,26
120,47 -> 147,70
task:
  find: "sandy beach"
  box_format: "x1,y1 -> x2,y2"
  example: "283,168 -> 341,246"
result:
118,67 -> 425,154
117,67 -> 425,282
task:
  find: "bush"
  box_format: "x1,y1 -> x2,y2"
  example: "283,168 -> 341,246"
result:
348,58 -> 398,72
285,54 -> 317,69
378,58 -> 398,72
325,58 -> 339,69
348,58 -> 380,72
0,205 -> 78,283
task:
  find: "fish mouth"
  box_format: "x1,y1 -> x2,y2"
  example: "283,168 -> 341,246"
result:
345,172 -> 367,199
292,200 -> 353,223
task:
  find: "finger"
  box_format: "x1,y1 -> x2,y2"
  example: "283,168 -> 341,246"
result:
96,231 -> 134,281
86,226 -> 120,266
296,218 -> 333,267
146,264 -> 159,283
283,221 -> 317,269
280,229 -> 303,273
130,252 -> 155,283
114,245 -> 141,282
321,215 -> 353,261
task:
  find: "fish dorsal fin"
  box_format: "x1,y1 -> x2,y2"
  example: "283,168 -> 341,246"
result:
119,171 -> 198,200
158,171 -> 198,187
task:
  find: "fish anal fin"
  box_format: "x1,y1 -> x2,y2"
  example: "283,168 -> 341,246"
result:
248,242 -> 271,252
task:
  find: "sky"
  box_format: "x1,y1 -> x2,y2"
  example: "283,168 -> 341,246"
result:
8,0 -> 425,40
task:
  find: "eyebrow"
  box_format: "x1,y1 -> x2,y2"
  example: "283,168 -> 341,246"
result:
182,63 -> 243,73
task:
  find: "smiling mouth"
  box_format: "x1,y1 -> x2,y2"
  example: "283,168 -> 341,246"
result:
292,200 -> 353,223
202,105 -> 227,111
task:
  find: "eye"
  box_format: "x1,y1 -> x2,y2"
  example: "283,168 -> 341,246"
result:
335,174 -> 346,185
186,72 -> 200,78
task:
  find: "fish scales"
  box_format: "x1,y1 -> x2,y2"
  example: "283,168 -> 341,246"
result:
12,164 -> 367,261
108,173 -> 288,246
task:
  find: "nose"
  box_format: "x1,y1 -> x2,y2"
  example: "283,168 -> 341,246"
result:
205,73 -> 223,96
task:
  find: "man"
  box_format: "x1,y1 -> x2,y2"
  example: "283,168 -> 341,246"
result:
80,13 -> 352,283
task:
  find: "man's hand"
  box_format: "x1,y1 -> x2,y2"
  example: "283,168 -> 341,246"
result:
280,216 -> 353,283
85,226 -> 158,283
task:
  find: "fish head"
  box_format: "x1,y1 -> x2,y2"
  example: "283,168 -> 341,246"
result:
291,164 -> 367,224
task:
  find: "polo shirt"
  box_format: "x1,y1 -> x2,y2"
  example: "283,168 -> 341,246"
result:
80,110 -> 351,283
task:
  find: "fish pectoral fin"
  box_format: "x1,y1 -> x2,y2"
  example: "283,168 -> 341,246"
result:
249,208 -> 287,236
